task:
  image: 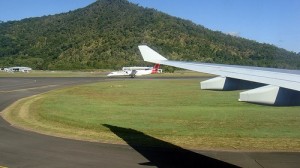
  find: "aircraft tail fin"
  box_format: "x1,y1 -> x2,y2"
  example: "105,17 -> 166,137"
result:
151,64 -> 160,74
138,45 -> 168,63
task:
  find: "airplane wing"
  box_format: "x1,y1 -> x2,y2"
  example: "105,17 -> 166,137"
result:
138,45 -> 300,106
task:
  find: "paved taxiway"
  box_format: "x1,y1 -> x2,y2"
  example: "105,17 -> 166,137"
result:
0,77 -> 299,168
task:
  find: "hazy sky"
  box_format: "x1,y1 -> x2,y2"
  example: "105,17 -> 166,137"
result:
0,0 -> 299,53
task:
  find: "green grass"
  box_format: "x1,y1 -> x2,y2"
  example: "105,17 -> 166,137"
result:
0,70 -> 108,77
3,79 -> 300,151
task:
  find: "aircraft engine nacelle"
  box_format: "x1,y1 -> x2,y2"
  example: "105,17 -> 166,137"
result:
200,76 -> 263,91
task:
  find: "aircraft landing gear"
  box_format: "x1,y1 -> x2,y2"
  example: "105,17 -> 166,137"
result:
130,70 -> 137,78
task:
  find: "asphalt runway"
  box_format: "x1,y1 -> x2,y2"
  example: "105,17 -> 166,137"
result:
0,77 -> 299,168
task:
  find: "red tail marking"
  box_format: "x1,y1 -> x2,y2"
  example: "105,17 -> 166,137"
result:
151,64 -> 160,74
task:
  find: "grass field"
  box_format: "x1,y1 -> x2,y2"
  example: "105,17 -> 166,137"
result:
3,79 -> 300,151
0,70 -> 108,77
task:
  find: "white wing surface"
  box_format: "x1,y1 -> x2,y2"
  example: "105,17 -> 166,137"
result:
138,45 -> 300,105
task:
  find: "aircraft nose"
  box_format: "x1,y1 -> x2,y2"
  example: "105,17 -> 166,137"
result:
107,72 -> 116,76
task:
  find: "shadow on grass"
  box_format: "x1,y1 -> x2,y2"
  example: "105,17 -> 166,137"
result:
103,124 -> 239,168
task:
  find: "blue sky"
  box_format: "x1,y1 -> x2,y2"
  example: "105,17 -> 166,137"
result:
0,0 -> 95,21
0,0 -> 299,53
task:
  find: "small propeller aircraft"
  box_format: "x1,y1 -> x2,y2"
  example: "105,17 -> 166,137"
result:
107,64 -> 161,78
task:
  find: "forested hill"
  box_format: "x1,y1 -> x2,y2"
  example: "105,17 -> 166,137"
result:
0,0 -> 299,70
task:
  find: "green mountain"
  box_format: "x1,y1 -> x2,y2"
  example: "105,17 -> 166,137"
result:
0,0 -> 299,70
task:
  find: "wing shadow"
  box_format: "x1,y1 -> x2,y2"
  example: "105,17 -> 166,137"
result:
103,124 -> 239,168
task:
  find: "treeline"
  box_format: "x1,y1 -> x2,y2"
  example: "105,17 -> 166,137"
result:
0,0 -> 299,70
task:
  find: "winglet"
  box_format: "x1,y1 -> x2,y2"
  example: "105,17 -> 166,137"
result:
138,45 -> 168,63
